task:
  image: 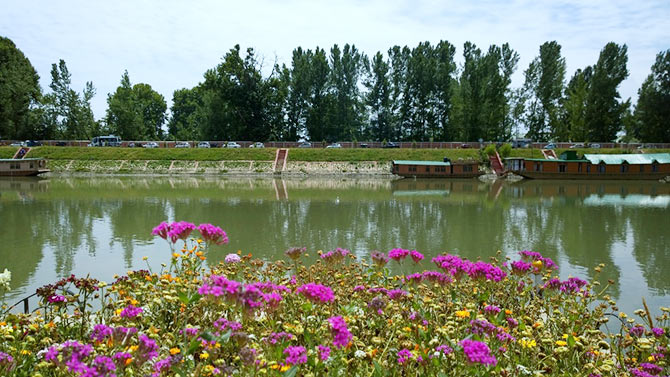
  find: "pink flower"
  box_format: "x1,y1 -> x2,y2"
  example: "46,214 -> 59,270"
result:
197,223 -> 228,245
151,222 -> 170,240
388,248 -> 409,261
410,250 -> 424,263
167,221 -> 196,243
460,339 -> 496,366
296,283 -> 334,304
328,316 -> 352,349
119,305 -> 143,318
283,346 -> 307,365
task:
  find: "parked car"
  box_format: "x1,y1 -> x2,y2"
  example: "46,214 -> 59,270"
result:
175,141 -> 191,148
197,142 -> 210,148
26,140 -> 42,147
10,141 -> 27,147
544,143 -> 557,149
326,143 -> 342,149
143,142 -> 159,149
298,142 -> 312,148
249,142 -> 264,148
224,142 -> 241,148
570,143 -> 585,149
55,141 -> 67,147
459,143 -> 471,149
359,143 -> 369,148
382,141 -> 400,148
590,143 -> 601,149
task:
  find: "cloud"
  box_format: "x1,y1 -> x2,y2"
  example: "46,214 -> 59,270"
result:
1,0 -> 668,122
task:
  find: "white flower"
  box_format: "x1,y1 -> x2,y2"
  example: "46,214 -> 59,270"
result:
0,268 -> 11,291
225,254 -> 241,264
354,350 -> 366,359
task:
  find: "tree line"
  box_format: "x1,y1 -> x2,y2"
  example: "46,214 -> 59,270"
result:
1,36 -> 669,143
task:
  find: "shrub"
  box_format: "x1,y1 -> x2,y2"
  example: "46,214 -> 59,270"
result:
499,143 -> 512,158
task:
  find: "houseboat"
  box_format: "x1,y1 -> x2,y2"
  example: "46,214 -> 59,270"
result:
504,151 -> 670,180
391,159 -> 481,178
0,158 -> 50,176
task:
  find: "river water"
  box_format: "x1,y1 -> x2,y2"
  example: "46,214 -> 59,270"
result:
1,176 -> 669,315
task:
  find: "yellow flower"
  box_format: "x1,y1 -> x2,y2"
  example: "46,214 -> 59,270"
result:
519,338 -> 537,348
555,340 -> 567,346
172,252 -> 180,258
20,349 -> 30,355
532,260 -> 543,269
280,365 -> 291,372
200,352 -> 209,360
648,355 -> 655,362
170,348 -> 181,355
455,310 -> 470,318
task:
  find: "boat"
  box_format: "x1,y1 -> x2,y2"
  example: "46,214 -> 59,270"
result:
391,159 -> 481,178
504,151 -> 670,180
0,158 -> 50,176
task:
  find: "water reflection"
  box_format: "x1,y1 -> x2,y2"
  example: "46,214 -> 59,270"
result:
0,176 -> 668,315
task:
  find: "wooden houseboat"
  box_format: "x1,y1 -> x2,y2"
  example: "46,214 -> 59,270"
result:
504,151 -> 670,180
391,159 -> 481,178
0,158 -> 50,176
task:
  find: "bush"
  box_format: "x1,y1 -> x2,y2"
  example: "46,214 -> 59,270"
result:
499,143 -> 512,158
483,144 -> 497,157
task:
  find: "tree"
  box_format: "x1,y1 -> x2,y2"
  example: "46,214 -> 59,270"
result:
634,49 -> 670,142
365,52 -> 392,141
42,59 -> 98,139
168,87 -> 201,140
0,36 -> 42,139
522,41 -> 566,141
584,43 -> 629,142
328,44 -> 366,141
106,71 -> 167,140
561,67 -> 592,142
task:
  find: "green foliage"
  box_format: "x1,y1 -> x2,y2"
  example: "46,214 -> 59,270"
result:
0,37 -> 42,140
634,49 -> 670,142
483,143 -> 497,157
498,143 -> 512,158
106,71 -> 167,140
41,59 -> 99,139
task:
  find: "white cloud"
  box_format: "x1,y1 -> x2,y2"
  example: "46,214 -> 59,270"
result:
1,0 -> 668,121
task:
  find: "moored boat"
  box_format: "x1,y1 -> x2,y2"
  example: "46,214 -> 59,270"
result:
391,159 -> 481,178
504,151 -> 670,180
0,158 -> 50,176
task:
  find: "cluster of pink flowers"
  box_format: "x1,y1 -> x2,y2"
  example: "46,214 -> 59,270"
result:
484,305 -> 501,315
328,316 -> 352,349
317,345 -> 331,361
224,253 -> 241,264
370,250 -> 390,267
460,339 -> 497,366
152,221 -> 228,245
198,275 -> 241,299
119,305 -> 143,319
320,248 -> 350,264
519,250 -> 558,271
544,277 -> 588,294
397,348 -> 413,364
388,248 -> 409,261
387,289 -> 408,300
510,260 -> 532,274
432,254 -> 506,282
265,332 -> 294,345
283,346 -> 307,365
47,294 -> 67,304
296,283 -> 334,304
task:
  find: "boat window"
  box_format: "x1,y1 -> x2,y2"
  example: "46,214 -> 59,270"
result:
409,165 -> 417,172
586,164 -> 591,173
652,162 -> 659,172
640,165 -> 644,172
621,162 -> 629,173
578,163 -> 582,172
463,165 -> 473,172
534,162 -> 542,172
425,166 -> 430,172
598,163 -> 606,173
559,164 -> 566,173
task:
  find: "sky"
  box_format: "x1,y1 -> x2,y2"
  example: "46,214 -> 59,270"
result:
2,0 -> 669,120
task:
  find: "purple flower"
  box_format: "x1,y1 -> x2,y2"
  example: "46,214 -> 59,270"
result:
639,363 -> 662,374
371,251 -> 390,267
213,318 -> 242,333
88,355 -> 116,377
167,221 -> 196,243
119,305 -> 143,318
197,223 -> 228,245
506,317 -> 518,328
388,248 -> 410,262
0,351 -> 14,364
435,345 -> 453,355
151,222 -> 170,240
387,289 -> 408,300
296,283 -> 335,304
112,352 -> 132,368
285,247 -> 306,260
224,253 -> 241,264
410,250 -> 424,263
321,248 -> 350,264
90,324 -> 113,342
368,295 -> 388,314
630,325 -> 646,337
328,316 -> 353,349
422,271 -> 452,285
198,275 -> 241,299
137,334 -> 159,362
180,327 -> 199,337
484,305 -> 501,316
466,261 -> 507,282
47,294 -> 67,304
283,346 -> 307,365
629,368 -> 657,377
353,285 -> 366,292
265,332 -> 294,345
651,327 -> 665,337
153,356 -> 173,375
317,345 -> 331,361
460,339 -> 497,366
510,260 -> 532,274
397,348 -> 413,364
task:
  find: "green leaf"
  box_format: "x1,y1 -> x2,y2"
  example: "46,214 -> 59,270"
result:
567,334 -> 576,347
301,302 -> 313,312
186,338 -> 200,355
283,365 -> 299,377
189,293 -> 202,304
219,329 -> 232,343
200,331 -> 215,342
177,291 -> 189,305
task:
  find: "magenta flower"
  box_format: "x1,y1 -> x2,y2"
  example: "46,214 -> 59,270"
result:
265,332 -> 294,345
484,305 -> 501,316
168,221 -> 196,243
422,271 -> 452,285
387,289 -> 408,300
283,346 -> 307,365
388,248 -> 409,261
321,248 -> 350,264
296,283 -> 334,304
47,295 -> 67,304
328,316 -> 353,349
651,327 -> 665,337
410,250 -> 424,263
466,261 -> 507,282
371,250 -> 390,267
460,339 -> 497,366
137,334 -> 159,362
90,324 -> 113,342
317,345 -> 331,361
510,260 -> 532,274
397,348 -> 413,364
151,222 -> 170,240
197,223 -> 228,245
0,351 -> 14,364
88,355 -> 116,376
119,305 -> 143,318
198,275 -> 241,299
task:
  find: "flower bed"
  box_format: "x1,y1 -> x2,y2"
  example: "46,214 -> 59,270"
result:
0,222 -> 668,376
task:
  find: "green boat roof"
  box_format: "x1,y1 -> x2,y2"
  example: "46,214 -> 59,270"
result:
583,153 -> 670,165
521,158 -> 589,162
393,160 -> 451,166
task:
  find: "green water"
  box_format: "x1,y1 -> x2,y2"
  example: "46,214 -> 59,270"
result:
1,176 -> 669,315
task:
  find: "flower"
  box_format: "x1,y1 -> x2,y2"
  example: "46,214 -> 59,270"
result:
460,339 -> 497,366
90,324 -> 113,342
410,250 -> 424,263
285,247 -> 306,260
151,222 -> 170,240
321,248 -> 350,264
651,327 -> 664,337
283,346 -> 307,365
371,251 -> 390,267
388,248 -> 410,261
197,223 -> 228,245
519,338 -> 537,349
455,310 -> 471,318
328,316 -> 352,349
317,345 -> 330,361
0,268 -> 11,290
397,348 -> 413,364
119,305 -> 143,318
296,283 -> 335,304
224,253 -> 241,264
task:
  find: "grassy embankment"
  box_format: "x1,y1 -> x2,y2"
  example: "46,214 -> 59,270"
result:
2,146 -> 665,162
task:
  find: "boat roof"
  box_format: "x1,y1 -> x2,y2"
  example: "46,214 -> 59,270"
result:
0,158 -> 46,162
583,153 -> 670,165
393,160 -> 451,166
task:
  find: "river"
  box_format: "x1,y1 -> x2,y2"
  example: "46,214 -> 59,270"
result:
1,176 -> 669,316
